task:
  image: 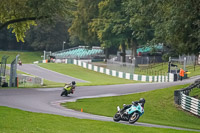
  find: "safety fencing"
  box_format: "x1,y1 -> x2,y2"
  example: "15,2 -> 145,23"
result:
174,79 -> 200,116
5,70 -> 43,87
74,60 -> 174,82
18,74 -> 43,87
35,59 -> 175,82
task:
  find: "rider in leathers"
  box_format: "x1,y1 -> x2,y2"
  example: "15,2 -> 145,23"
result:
64,81 -> 76,94
121,98 -> 145,112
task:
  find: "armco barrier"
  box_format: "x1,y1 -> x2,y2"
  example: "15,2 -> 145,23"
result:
34,59 -> 175,82
18,74 -> 43,86
73,59 -> 174,82
174,79 -> 200,116
181,93 -> 200,116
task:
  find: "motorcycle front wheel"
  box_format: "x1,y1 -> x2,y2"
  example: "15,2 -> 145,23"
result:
113,112 -> 121,122
129,112 -> 140,124
61,90 -> 68,96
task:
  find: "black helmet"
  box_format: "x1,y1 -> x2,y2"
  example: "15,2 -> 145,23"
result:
72,81 -> 76,85
139,98 -> 145,103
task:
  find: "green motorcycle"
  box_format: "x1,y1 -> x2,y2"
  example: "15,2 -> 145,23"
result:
60,83 -> 75,96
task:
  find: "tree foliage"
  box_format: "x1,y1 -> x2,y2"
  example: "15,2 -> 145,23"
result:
25,16 -> 71,51
1,0 -> 199,56
89,0 -> 154,60
0,0 -> 74,42
68,0 -> 101,46
90,0 -> 124,47
151,0 -> 200,55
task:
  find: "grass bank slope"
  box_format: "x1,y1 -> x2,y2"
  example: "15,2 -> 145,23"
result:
0,51 -> 42,63
65,84 -> 200,130
38,63 -> 141,86
0,106 -> 197,133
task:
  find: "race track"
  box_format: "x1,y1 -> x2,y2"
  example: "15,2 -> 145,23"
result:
1,64 -> 200,132
17,64 -> 88,83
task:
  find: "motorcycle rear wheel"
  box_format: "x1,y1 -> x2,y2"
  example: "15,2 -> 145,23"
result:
113,112 -> 121,122
129,112 -> 140,124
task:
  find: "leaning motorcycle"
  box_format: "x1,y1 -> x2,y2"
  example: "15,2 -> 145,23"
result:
60,85 -> 75,96
113,102 -> 144,124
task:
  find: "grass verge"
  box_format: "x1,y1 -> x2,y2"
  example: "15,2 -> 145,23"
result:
64,84 -> 200,130
190,87 -> 200,100
3,66 -> 64,88
38,63 -> 141,86
95,62 -> 200,77
0,51 -> 42,64
134,63 -> 200,77
0,106 -> 197,133
42,79 -> 65,87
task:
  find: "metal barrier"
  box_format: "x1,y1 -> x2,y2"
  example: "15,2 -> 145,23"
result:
5,69 -> 43,87
174,79 -> 200,116
18,74 -> 43,86
181,93 -> 200,116
9,55 -> 19,87
107,60 -> 135,74
0,55 -> 9,86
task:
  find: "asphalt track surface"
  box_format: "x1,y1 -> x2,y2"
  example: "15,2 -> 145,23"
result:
1,64 -> 200,132
16,64 -> 88,83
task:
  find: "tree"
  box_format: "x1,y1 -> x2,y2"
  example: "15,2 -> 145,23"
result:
89,0 -> 128,62
0,28 -> 18,50
123,0 -> 155,59
69,0 -> 101,46
151,0 -> 200,56
25,16 -> 72,51
0,0 -> 74,42
90,0 -> 154,62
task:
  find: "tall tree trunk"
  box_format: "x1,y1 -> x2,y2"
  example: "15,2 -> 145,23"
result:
121,42 -> 126,63
105,47 -> 109,62
131,38 -> 138,66
194,54 -> 198,71
131,38 -> 137,59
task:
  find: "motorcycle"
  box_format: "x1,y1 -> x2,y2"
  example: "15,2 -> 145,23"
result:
60,85 -> 75,96
18,60 -> 22,66
113,101 -> 144,124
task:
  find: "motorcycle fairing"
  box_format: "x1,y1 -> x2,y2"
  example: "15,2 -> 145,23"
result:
126,103 -> 144,116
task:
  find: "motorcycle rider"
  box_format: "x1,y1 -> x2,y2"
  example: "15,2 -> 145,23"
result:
64,81 -> 76,94
18,59 -> 22,66
121,98 -> 145,113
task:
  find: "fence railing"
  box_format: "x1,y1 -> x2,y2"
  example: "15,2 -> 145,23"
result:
181,93 -> 200,116
5,70 -> 43,87
174,78 -> 200,116
35,59 -> 175,82
107,60 -> 135,74
18,74 -> 43,87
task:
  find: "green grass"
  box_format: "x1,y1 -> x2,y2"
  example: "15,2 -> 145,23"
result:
88,62 -> 200,77
3,66 -> 64,88
184,66 -> 200,77
17,79 -> 64,88
190,87 -> 200,100
0,106 -> 197,133
64,84 -> 200,130
38,63 -> 141,86
134,63 -> 168,76
0,51 -> 43,64
42,79 -> 65,87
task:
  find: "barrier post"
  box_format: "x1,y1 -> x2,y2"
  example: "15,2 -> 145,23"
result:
174,90 -> 181,105
17,77 -> 19,88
